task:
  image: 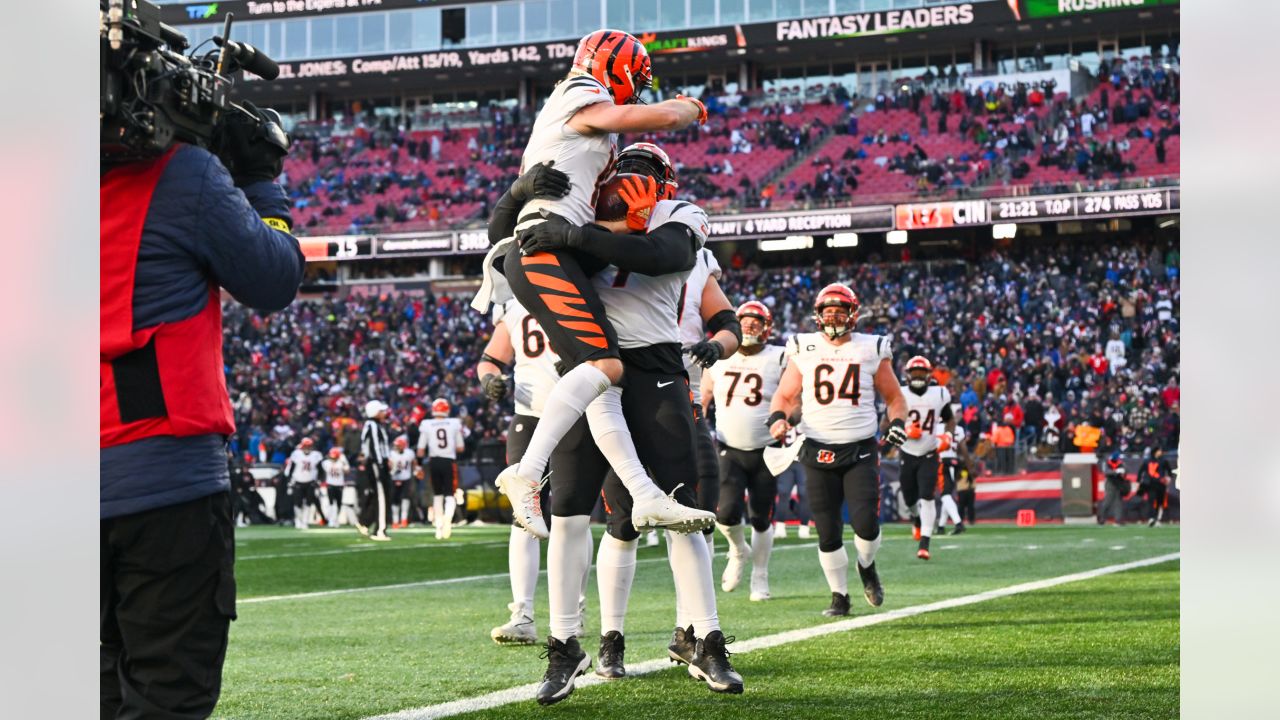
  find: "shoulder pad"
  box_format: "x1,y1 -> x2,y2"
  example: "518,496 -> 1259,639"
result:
650,200 -> 710,247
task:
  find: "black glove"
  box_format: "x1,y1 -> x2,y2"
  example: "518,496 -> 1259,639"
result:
510,161 -> 571,203
217,101 -> 291,186
517,212 -> 585,255
686,339 -> 725,369
884,418 -> 908,447
554,359 -> 573,377
481,373 -> 509,401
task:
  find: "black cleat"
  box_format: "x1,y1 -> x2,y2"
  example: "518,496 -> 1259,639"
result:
535,636 -> 590,706
668,625 -> 696,665
936,525 -> 948,536
822,592 -> 851,617
688,630 -> 744,694
953,522 -> 966,535
858,561 -> 885,607
855,558 -> 885,602
595,631 -> 626,679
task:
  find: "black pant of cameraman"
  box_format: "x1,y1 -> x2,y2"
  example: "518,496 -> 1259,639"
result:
101,492 -> 236,719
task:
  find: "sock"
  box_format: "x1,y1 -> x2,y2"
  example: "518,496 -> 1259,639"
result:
666,530 -> 687,628
704,530 -> 714,555
596,535 -> 638,635
717,522 -> 750,558
432,496 -> 445,528
750,526 -> 774,579
585,387 -> 664,503
667,531 -> 720,638
508,526 -> 540,613
400,499 -> 410,524
941,495 -> 961,525
818,546 -> 849,595
517,364 -> 611,479
578,525 -> 593,628
547,515 -> 592,642
919,498 -> 937,539
443,496 -> 456,530
854,531 -> 882,569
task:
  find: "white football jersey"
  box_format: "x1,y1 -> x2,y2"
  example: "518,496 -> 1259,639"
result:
520,74 -> 616,226
286,449 -> 323,483
389,448 -> 416,480
418,417 -> 467,460
321,456 -> 350,486
680,248 -> 723,400
494,300 -> 560,417
940,424 -> 965,460
594,200 -> 711,348
899,385 -> 953,457
707,344 -> 788,451
787,332 -> 892,445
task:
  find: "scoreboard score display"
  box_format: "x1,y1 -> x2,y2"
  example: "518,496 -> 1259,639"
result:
896,187 -> 1180,230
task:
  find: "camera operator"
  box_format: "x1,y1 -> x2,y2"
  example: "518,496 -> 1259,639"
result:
100,101 -> 304,717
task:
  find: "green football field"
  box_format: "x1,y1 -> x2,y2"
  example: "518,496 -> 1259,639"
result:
215,523 -> 1179,719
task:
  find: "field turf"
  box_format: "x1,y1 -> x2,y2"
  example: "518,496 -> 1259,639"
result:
215,523 -> 1179,719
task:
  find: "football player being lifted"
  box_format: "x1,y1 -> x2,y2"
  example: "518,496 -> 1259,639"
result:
473,30 -> 713,540
894,356 -> 955,560
769,284 -> 909,617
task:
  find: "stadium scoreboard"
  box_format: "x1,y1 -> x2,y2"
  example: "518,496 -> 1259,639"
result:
895,187 -> 1180,231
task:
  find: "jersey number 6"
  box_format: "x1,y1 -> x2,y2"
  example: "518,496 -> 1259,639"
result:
814,363 -> 861,405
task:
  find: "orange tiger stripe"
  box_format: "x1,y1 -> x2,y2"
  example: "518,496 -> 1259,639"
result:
541,293 -> 593,319
577,335 -> 609,349
521,252 -> 560,266
527,271 -> 580,294
559,320 -> 605,335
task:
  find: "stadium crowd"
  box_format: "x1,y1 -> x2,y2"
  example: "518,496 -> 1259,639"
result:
225,234 -> 1179,468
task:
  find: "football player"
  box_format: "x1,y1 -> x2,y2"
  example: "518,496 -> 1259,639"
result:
702,301 -> 789,600
515,152 -> 744,702
935,428 -> 968,535
474,30 -> 713,540
417,399 -> 467,539
895,356 -> 955,560
284,438 -> 324,530
768,283 -> 909,616
321,447 -> 352,527
388,436 -> 416,529
478,300 -> 596,645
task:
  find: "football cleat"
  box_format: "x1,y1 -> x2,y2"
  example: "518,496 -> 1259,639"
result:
858,562 -> 884,607
953,522 -> 967,535
749,572 -> 771,602
798,524 -> 811,539
496,464 -> 549,539
917,548 -> 931,561
774,521 -> 788,539
912,524 -> 922,542
536,636 -> 591,706
369,533 -> 391,542
822,592 -> 851,617
645,530 -> 660,547
491,603 -> 537,646
936,526 -> 948,536
631,484 -> 715,534
668,625 -> 697,665
355,523 -> 369,537
595,631 -> 626,679
688,631 -> 744,694
721,549 -> 748,592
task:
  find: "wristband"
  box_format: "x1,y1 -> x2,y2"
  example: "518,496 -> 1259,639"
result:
767,410 -> 788,427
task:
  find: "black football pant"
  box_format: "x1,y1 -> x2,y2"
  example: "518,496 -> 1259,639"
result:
957,488 -> 976,524
716,446 -> 777,533
503,244 -> 619,367
692,405 -> 720,534
101,492 -> 236,720
803,442 -> 881,553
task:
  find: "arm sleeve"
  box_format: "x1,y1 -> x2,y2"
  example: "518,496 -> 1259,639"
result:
189,151 -> 305,312
488,188 -> 525,245
572,223 -> 696,276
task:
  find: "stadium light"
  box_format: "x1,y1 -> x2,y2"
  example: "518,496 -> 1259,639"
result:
827,233 -> 859,248
886,230 -> 908,245
759,235 -> 814,252
992,223 -> 1018,239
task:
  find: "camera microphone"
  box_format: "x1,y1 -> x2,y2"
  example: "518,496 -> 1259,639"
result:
214,37 -> 280,81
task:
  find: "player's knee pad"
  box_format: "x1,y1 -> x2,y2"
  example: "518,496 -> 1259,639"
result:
850,503 -> 880,541
750,514 -> 773,534
817,535 -> 844,553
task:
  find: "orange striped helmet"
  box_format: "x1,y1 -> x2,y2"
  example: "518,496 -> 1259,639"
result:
431,398 -> 451,417
572,30 -> 653,105
813,283 -> 859,338
736,301 -> 773,346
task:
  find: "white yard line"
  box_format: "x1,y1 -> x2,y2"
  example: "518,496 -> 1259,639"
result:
238,544 -> 815,604
238,541 -> 507,561
364,552 -> 1180,720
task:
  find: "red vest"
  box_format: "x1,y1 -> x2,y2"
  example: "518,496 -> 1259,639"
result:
100,147 -> 235,448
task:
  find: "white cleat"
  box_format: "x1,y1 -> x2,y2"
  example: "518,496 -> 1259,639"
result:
369,533 -> 391,542
749,573 -> 771,601
496,464 -> 549,539
645,530 -> 660,547
774,521 -> 788,539
721,551 -> 748,592
631,484 -> 716,534
798,524 -> 811,539
491,603 -> 538,645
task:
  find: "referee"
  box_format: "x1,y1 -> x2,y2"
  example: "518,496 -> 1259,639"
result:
360,401 -> 392,540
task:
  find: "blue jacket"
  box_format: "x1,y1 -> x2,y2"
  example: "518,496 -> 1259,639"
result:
100,144 -> 304,519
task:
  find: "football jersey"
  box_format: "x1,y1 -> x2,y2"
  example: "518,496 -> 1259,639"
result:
418,417 -> 467,460
494,300 -> 560,418
389,448 -> 416,480
786,332 -> 892,445
707,344 -> 788,451
520,74 -> 617,226
679,248 -> 723,400
286,449 -> 323,483
940,424 -> 965,460
321,456 -> 350,486
594,200 -> 710,348
899,385 -> 953,457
